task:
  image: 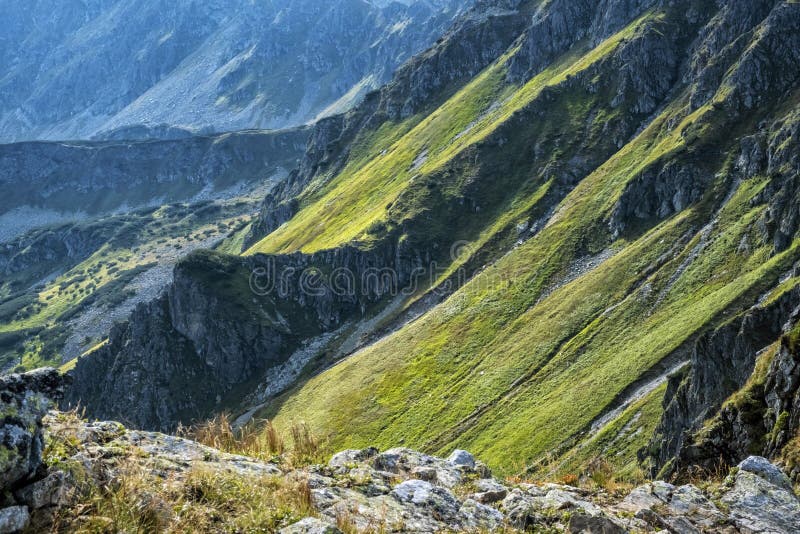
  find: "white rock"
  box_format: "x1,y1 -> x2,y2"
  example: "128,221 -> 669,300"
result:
328,448 -> 378,469
280,517 -> 342,534
738,456 -> 794,491
722,459 -> 800,534
543,489 -> 603,516
459,498 -> 504,530
447,449 -> 476,469
392,479 -> 437,505
391,479 -> 461,520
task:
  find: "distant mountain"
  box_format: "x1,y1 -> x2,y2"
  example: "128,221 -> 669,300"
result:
0,0 -> 470,143
0,128 -> 308,243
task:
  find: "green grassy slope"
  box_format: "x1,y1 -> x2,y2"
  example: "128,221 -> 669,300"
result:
266,146 -> 795,475
258,3 -> 800,475
245,15 -> 648,257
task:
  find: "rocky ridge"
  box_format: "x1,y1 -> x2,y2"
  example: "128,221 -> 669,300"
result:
6,369 -> 800,533
64,241 -> 429,430
0,128 -> 308,243
245,0 -> 536,246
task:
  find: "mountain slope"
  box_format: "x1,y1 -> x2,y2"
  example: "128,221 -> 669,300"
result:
0,0 -> 470,142
66,0 -> 800,482
260,0 -> 800,476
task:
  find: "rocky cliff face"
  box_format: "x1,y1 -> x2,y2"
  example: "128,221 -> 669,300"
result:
651,300 -> 800,484
650,284 -> 800,474
65,241 -> 428,430
0,0 -> 471,143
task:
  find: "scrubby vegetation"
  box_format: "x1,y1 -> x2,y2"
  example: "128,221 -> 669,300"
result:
43,412 -> 324,533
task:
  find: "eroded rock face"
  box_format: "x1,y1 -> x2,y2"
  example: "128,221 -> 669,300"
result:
650,285 -> 800,475
64,238 -> 432,431
609,162 -> 708,238
0,369 -> 66,490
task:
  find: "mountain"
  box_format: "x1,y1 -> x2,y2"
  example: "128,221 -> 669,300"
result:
62,0 -> 800,489
0,0 -> 471,143
0,128 -> 308,243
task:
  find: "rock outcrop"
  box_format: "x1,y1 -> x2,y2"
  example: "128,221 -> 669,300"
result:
0,369 -> 66,490
0,369 -> 67,533
8,368 -> 800,532
659,312 -> 800,486
650,285 -> 800,475
64,242 -> 428,431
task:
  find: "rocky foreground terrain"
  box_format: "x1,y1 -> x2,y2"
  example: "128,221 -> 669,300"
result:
3,369 -> 800,533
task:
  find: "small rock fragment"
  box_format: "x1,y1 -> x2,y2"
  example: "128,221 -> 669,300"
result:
447,449 -> 476,469
280,517 -> 342,534
568,513 -> 627,534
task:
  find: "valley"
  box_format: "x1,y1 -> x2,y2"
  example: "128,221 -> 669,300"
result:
0,127 -> 308,371
2,0 -> 800,532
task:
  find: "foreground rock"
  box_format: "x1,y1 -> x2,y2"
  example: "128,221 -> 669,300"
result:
0,369 -> 65,487
4,369 -> 800,532
721,457 -> 800,533
286,448 -> 800,533
0,369 -> 67,532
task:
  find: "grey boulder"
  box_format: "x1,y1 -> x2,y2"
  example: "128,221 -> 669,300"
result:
721,456 -> 800,533
0,506 -> 29,534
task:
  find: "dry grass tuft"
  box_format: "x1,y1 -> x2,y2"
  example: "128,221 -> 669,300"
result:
288,422 -> 326,467
178,413 -> 285,462
50,459 -> 316,533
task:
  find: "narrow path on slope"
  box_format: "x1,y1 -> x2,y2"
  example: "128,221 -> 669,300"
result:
588,359 -> 689,436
